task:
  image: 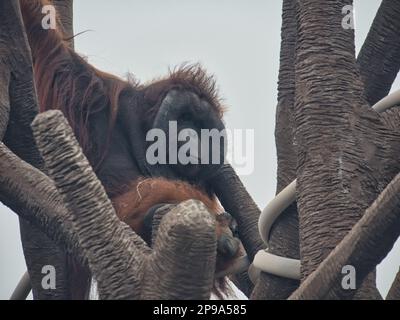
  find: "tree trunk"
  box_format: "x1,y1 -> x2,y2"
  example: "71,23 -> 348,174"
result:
32,110 -> 218,299
294,0 -> 400,299
210,164 -> 263,297
32,110 -> 149,299
0,143 -> 83,262
211,164 -> 263,261
251,0 -> 300,300
0,0 -> 70,299
290,170 -> 400,299
357,0 -> 400,106
386,268 -> 400,300
0,69 -> 10,140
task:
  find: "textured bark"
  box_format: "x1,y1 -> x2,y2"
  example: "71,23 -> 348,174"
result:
357,0 -> 400,106
290,171 -> 400,299
32,110 -> 217,300
53,0 -> 74,49
2,0 -> 42,167
0,143 -> 83,262
275,0 -> 298,188
50,0 -> 81,299
0,69 -> 10,140
0,0 -> 69,299
0,142 -> 95,300
143,200 -> 217,299
294,0 -> 400,299
386,268 -> 400,300
380,106 -> 400,132
1,138 -> 217,300
32,110 -> 149,299
252,0 -> 300,300
142,200 -> 217,299
210,164 -> 263,296
18,221 -> 70,299
211,164 -> 263,261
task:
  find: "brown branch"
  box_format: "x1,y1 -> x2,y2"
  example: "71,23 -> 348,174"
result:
0,0 -> 70,299
32,110 -> 217,300
293,0 -> 400,300
1,136 -> 217,300
252,0 -> 300,300
0,142 -> 82,261
210,164 -> 263,261
0,141 -> 94,299
1,0 -> 42,167
357,0 -> 400,105
142,200 -> 217,299
32,110 -> 150,299
289,170 -> 400,299
386,268 -> 400,300
0,69 -> 10,140
276,0 -> 298,189
210,164 -> 262,296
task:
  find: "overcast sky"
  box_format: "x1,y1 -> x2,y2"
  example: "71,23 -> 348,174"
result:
1,0 -> 399,299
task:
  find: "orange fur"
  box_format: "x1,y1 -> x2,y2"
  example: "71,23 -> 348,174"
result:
111,177 -> 241,286
112,177 -> 223,236
20,0 -> 129,167
20,0 -> 239,298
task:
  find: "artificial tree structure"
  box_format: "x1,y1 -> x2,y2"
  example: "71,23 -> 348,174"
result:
1,0 -> 400,300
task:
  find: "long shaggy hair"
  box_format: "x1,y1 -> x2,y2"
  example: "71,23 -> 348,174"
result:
21,0 -> 225,171
20,0 -> 236,300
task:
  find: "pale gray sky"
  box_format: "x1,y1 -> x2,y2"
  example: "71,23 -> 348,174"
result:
1,0 -> 399,299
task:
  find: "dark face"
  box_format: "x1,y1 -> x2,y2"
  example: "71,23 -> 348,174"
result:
95,68 -> 227,196
146,89 -> 227,182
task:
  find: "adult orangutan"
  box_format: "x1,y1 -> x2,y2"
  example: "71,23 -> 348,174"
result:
19,0 -> 244,299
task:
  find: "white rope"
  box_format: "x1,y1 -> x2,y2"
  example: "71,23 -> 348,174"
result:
10,90 -> 400,298
259,180 -> 297,246
249,251 -> 301,282
251,88 -> 400,282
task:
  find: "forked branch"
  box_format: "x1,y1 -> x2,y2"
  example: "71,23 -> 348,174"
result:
290,171 -> 400,299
